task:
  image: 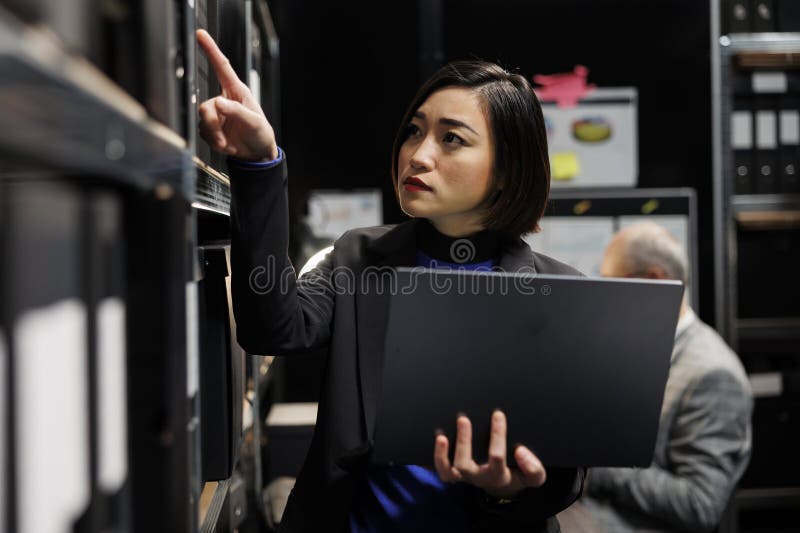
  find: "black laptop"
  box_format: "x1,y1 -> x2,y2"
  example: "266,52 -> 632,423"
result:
371,268 -> 683,468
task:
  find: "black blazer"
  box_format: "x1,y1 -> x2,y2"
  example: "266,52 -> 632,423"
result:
230,158 -> 585,533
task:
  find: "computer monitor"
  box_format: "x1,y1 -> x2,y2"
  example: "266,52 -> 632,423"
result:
525,188 -> 699,309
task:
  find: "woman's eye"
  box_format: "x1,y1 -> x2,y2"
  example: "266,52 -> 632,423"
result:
443,132 -> 464,145
405,124 -> 421,138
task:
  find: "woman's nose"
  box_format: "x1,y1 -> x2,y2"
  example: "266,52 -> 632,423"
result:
409,139 -> 436,170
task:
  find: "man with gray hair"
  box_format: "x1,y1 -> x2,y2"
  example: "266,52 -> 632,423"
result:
578,222 -> 753,532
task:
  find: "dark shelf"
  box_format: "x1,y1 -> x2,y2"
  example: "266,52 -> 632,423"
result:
735,487 -> 800,510
736,318 -> 800,341
0,12 -> 189,195
736,50 -> 800,69
726,33 -> 800,55
732,194 -> 800,213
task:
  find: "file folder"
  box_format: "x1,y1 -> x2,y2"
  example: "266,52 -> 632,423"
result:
0,329 -> 7,533
6,182 -> 91,533
197,244 -> 244,481
86,191 -> 130,533
751,0 -> 776,32
0,182 -> 7,533
732,97 -> 755,194
755,97 -> 780,194
779,95 -> 800,193
724,0 -> 751,33
777,0 -> 800,31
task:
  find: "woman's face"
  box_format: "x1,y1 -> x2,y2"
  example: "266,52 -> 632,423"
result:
397,87 -> 496,237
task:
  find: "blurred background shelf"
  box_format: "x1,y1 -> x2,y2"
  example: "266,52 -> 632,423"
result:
736,317 -> 800,340
0,7 -> 190,194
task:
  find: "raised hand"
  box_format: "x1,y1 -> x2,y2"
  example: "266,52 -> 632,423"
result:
196,29 -> 278,162
433,410 -> 547,498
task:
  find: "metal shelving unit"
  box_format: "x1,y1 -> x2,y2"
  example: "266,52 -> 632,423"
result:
0,10 -> 190,193
716,33 -> 800,349
714,13 -> 800,529
0,3 -> 199,532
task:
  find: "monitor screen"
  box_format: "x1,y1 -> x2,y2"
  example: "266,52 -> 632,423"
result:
525,189 -> 699,308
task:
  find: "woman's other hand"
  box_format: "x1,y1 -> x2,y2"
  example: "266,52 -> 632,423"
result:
196,29 -> 278,162
433,410 -> 547,498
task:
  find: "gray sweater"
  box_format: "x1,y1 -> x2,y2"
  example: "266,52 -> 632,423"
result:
582,311 -> 753,532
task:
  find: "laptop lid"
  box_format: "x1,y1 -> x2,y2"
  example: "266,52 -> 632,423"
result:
371,268 -> 683,468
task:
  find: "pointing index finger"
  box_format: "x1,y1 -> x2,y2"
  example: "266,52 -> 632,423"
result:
196,29 -> 242,93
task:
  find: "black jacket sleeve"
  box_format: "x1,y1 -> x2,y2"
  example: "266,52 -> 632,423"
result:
229,158 -> 335,356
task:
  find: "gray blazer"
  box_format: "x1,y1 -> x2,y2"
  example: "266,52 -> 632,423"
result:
583,313 -> 753,532
229,158 -> 585,533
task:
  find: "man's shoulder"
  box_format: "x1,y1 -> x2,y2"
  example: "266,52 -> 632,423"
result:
677,319 -> 750,389
529,249 -> 585,277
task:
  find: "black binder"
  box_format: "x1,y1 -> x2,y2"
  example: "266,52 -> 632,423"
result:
723,0 -> 752,33
751,0 -> 776,32
779,94 -> 800,193
777,0 -> 800,31
2,0 -> 96,55
755,95 -> 780,194
197,244 -> 244,481
0,180 -> 9,533
732,96 -> 755,194
79,190 -> 131,533
5,181 -> 91,533
195,0 -> 249,175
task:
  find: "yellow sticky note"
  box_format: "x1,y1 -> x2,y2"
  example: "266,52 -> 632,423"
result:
551,152 -> 580,181
641,199 -> 659,214
573,200 -> 591,215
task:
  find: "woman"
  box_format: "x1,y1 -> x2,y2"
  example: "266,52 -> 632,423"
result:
197,29 -> 584,533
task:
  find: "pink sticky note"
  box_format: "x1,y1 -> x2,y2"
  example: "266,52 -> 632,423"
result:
533,65 -> 596,108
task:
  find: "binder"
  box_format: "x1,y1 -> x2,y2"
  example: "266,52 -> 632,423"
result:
1,331 -> 7,533
786,71 -> 800,93
755,96 -> 780,194
752,71 -> 787,94
2,0 -> 96,55
6,181 -> 92,533
95,1 -> 188,137
751,0 -> 776,32
732,96 -> 755,194
779,95 -> 800,193
80,191 -> 131,533
732,71 -> 753,96
124,188 -> 193,533
723,0 -> 751,33
197,244 -> 244,481
777,0 -> 800,31
0,182 -> 7,533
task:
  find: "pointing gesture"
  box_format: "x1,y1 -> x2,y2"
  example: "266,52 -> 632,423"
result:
196,29 -> 278,161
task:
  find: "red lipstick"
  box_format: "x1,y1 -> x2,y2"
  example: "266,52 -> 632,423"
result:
403,176 -> 432,192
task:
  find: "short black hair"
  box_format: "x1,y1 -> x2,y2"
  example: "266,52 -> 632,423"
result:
391,60 -> 550,236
